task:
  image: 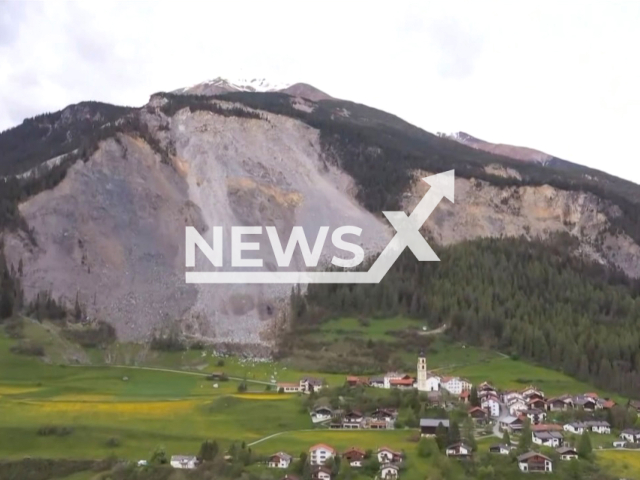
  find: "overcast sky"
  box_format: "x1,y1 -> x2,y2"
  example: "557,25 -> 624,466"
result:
1,0 -> 639,183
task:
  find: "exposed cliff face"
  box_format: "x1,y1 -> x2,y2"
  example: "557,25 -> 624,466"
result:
4,104 -> 391,343
4,86 -> 640,348
405,172 -> 640,278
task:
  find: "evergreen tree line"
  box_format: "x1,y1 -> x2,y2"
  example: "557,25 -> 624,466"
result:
291,235 -> 640,398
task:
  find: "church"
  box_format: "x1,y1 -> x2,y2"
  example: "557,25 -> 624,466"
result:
416,350 -> 441,392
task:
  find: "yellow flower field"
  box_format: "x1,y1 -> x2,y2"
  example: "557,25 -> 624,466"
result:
18,399 -> 203,416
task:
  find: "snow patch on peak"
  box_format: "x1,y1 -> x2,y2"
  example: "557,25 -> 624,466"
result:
182,77 -> 291,93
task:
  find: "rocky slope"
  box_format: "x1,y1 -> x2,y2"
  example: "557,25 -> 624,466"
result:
3,80 -> 640,347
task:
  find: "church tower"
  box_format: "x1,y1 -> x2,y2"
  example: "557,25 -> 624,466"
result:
417,350 -> 428,391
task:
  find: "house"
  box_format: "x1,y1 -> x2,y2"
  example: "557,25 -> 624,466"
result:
369,376 -> 385,388
527,398 -> 546,410
379,464 -> 399,479
532,431 -> 564,448
300,377 -> 324,394
420,418 -> 450,436
170,455 -> 198,469
521,386 -> 545,400
312,466 -> 332,480
499,415 -> 523,433
546,396 -> 573,411
309,444 -> 336,465
517,452 -> 553,473
478,382 -> 497,394
503,391 -> 524,404
440,376 -> 472,395
371,408 -> 397,421
468,406 -> 489,424
459,390 -> 470,403
343,411 -> 364,425
598,398 -> 616,410
268,452 -> 292,468
377,447 -> 402,464
389,376 -> 415,389
573,396 -> 597,411
445,442 -> 473,458
613,440 -> 627,448
532,424 -> 563,432
620,429 -> 640,443
564,422 -> 587,435
311,406 -> 333,423
481,395 -> 501,417
383,372 -> 405,389
556,447 -> 578,461
278,382 -> 301,393
628,399 -> 640,416
525,408 -> 546,424
587,420 -> 611,434
342,447 -> 365,467
489,444 -> 512,455
508,399 -> 528,416
346,376 -> 368,387
137,460 -> 148,466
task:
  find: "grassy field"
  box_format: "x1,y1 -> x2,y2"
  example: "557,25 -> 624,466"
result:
2,318 -> 639,479
597,450 -> 640,479
447,357 -> 623,400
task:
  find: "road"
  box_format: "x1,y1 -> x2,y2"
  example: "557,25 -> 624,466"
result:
67,363 -> 273,386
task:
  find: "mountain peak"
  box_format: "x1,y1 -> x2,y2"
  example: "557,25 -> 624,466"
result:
174,77 -> 333,101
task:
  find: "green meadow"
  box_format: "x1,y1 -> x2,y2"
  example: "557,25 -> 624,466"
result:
1,317 -> 639,479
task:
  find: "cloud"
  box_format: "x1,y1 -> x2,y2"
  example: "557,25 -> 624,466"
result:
429,16 -> 484,79
0,0 -> 638,184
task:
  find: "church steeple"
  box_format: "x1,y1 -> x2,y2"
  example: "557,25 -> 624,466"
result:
417,350 -> 428,391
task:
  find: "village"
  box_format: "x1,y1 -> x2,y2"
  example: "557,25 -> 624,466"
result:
164,352 -> 640,478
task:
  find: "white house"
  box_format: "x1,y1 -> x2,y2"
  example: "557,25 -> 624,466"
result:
441,376 -> 472,395
489,444 -> 512,455
309,444 -> 336,465
564,422 -> 586,435
377,447 -> 401,464
481,395 -> 501,417
445,443 -> 473,458
613,440 -> 627,448
521,387 -> 545,399
379,464 -> 399,479
517,452 -> 553,473
278,382 -> 301,393
588,421 -> 611,434
525,409 -> 546,424
170,455 -> 198,469
532,431 -> 564,448
268,452 -> 292,468
503,391 -> 524,404
369,376 -> 385,388
508,399 -> 528,416
300,377 -> 324,394
556,447 -> 578,461
620,429 -> 640,443
311,407 -> 333,423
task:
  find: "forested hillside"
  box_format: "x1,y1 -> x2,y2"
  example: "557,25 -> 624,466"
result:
290,234 -> 640,398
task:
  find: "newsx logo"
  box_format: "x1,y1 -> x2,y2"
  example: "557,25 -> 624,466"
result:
185,170 -> 454,284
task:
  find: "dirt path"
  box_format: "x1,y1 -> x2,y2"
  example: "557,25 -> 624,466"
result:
67,364 -> 273,385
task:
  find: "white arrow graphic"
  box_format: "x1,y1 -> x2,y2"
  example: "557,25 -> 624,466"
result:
186,170 -> 454,284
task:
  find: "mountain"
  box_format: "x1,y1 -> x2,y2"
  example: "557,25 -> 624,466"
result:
2,79 -> 640,350
440,131 -> 582,171
175,77 -> 332,102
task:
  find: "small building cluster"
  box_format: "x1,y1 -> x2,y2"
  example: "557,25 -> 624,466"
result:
310,407 -> 398,430
267,444 -> 404,480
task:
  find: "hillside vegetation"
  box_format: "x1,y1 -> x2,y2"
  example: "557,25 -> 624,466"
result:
290,235 -> 640,398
